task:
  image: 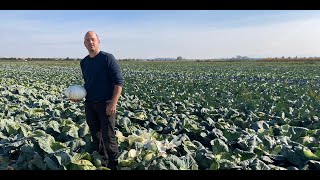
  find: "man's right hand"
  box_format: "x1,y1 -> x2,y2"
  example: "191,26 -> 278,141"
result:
69,99 -> 81,102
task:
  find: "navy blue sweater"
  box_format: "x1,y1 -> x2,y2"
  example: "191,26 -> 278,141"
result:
80,51 -> 124,102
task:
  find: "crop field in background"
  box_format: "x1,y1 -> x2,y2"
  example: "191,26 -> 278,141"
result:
0,60 -> 320,170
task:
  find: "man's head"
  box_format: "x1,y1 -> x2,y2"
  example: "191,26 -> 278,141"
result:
84,31 -> 100,53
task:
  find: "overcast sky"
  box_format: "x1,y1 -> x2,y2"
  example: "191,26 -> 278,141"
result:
1,10 -> 320,59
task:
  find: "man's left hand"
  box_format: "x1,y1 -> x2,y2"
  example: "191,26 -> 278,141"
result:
106,102 -> 117,116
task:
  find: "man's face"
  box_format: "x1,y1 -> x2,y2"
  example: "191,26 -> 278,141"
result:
84,32 -> 100,52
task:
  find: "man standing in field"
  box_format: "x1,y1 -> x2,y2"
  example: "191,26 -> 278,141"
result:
71,31 -> 124,170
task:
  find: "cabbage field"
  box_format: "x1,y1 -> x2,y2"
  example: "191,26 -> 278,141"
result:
0,60 -> 320,170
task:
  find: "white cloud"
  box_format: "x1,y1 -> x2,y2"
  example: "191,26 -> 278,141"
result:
102,17 -> 320,59
1,12 -> 320,59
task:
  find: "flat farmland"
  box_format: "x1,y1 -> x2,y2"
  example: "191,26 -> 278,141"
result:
0,60 -> 319,170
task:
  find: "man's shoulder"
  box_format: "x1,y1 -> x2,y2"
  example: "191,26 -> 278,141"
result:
100,51 -> 114,58
80,55 -> 89,65
100,51 -> 116,62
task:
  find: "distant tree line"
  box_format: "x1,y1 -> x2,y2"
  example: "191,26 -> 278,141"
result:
0,57 -> 80,61
261,56 -> 320,62
1,56 -> 320,62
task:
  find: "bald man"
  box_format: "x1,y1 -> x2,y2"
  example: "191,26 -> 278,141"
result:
78,31 -> 123,170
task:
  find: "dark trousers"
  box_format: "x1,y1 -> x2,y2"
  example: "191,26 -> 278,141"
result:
85,100 -> 119,169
